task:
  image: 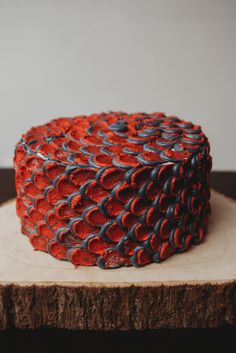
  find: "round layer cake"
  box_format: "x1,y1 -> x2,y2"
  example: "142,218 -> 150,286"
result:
14,112 -> 212,269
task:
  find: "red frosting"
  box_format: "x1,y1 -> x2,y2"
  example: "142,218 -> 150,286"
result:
14,111 -> 212,269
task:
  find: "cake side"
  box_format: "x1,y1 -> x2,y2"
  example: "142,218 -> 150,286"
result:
13,112 -> 212,268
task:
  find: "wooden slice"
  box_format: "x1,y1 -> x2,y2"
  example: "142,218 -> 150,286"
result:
0,190 -> 236,330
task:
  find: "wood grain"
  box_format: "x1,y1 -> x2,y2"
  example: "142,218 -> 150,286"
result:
1,190 -> 236,330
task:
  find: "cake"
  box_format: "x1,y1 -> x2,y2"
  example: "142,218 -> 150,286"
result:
14,112 -> 212,269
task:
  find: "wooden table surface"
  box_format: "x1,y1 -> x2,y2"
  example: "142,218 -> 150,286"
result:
0,169 -> 235,352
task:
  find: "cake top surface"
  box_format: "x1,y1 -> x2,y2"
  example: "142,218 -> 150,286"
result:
17,111 -> 209,169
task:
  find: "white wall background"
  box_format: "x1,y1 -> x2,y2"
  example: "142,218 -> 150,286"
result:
0,0 -> 236,170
